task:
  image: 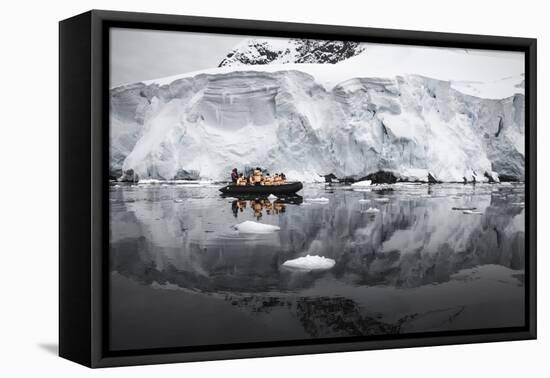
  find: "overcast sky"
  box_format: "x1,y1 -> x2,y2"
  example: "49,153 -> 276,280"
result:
110,27 -> 524,88
110,28 -> 245,87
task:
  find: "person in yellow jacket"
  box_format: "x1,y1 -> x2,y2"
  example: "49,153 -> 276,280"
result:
236,173 -> 247,186
263,173 -> 274,186
250,167 -> 264,186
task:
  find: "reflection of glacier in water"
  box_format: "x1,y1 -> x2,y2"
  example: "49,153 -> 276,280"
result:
109,183 -> 525,351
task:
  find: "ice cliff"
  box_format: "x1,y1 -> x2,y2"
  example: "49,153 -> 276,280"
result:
110,68 -> 524,182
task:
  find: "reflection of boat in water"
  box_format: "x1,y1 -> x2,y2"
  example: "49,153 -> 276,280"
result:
219,182 -> 303,195
231,195 -> 303,219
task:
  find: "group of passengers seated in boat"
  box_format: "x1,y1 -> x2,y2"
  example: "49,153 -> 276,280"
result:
231,167 -> 287,186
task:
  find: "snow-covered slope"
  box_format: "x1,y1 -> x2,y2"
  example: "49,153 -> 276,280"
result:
110,69 -> 524,183
135,43 -> 524,100
218,38 -> 365,67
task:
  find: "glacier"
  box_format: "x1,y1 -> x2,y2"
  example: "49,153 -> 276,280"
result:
110,70 -> 524,183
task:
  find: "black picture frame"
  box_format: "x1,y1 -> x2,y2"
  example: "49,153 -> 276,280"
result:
59,9 -> 537,368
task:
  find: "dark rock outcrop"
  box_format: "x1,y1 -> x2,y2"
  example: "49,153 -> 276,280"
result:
173,169 -> 200,180
219,39 -> 366,67
119,169 -> 139,183
498,174 -> 520,182
324,173 -> 338,183
427,172 -> 440,184
365,171 -> 398,184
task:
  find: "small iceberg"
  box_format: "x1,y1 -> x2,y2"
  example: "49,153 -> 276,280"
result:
174,198 -> 184,203
268,194 -> 278,200
374,198 -> 390,202
282,254 -> 336,271
306,197 -> 330,203
138,179 -> 162,185
351,180 -> 372,188
358,199 -> 371,203
463,210 -> 483,215
233,220 -> 280,233
364,207 -> 380,214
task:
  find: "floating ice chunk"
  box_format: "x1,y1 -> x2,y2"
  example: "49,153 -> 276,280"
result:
364,207 -> 380,214
113,185 -> 121,188
233,220 -> 280,233
306,197 -> 330,203
174,199 -> 184,203
268,194 -> 278,200
463,210 -> 483,215
372,184 -> 393,191
374,198 -> 390,202
358,199 -> 371,203
351,180 -> 372,188
511,202 -> 525,206
282,254 -> 336,271
138,179 -> 162,185
487,171 -> 500,183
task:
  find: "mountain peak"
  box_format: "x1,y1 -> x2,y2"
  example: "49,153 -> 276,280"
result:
218,38 -> 366,67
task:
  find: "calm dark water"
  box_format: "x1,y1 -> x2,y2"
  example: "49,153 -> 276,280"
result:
109,182 -> 525,351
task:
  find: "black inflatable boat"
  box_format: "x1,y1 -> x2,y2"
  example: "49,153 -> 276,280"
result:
219,182 -> 303,195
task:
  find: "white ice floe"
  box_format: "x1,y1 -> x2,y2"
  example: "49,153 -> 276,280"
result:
463,210 -> 483,215
351,180 -> 372,188
306,197 -> 330,203
374,198 -> 390,202
174,199 -> 184,203
372,184 -> 393,191
268,194 -> 278,200
137,179 -> 162,185
364,207 -> 380,214
233,220 -> 280,233
511,202 -> 525,206
358,199 -> 371,203
282,254 -> 336,271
